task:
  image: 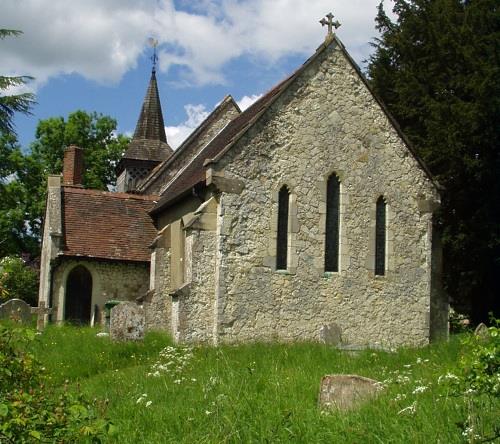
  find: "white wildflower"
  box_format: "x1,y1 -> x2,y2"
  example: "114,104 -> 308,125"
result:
145,400 -> 152,408
398,401 -> 417,415
412,386 -> 428,394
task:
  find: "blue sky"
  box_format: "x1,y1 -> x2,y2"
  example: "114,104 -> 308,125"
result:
1,0 -> 395,150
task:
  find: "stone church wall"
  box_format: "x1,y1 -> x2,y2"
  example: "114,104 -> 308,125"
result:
51,259 -> 149,324
174,229 -> 217,343
213,41 -> 443,347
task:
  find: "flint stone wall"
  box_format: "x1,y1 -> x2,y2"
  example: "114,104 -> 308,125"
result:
51,259 -> 149,323
144,244 -> 171,331
212,41 -> 443,347
174,228 -> 217,343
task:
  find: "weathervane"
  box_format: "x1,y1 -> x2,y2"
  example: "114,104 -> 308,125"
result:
320,13 -> 341,39
148,37 -> 159,73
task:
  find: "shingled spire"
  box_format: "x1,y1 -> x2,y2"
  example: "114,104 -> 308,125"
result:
116,69 -> 173,192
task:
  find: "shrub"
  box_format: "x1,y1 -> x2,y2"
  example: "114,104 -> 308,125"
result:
0,324 -> 113,443
452,319 -> 500,442
0,256 -> 38,305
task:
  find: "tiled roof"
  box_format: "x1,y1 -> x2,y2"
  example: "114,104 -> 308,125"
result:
61,187 -> 158,262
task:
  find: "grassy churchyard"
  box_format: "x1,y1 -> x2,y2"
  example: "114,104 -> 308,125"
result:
3,325 -> 490,443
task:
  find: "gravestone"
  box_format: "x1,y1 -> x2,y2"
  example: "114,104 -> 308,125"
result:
319,323 -> 342,345
318,374 -> 383,411
474,322 -> 489,339
109,302 -> 145,341
0,299 -> 32,323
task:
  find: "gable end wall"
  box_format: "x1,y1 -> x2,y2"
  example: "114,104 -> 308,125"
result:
214,41 -> 442,347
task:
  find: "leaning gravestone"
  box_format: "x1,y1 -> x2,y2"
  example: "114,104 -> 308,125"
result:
109,302 -> 145,341
0,298 -> 32,323
318,374 -> 383,411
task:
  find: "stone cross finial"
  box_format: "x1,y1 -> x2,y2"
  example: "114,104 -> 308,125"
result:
320,13 -> 341,37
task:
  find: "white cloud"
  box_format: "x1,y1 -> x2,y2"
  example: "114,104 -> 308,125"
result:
165,104 -> 209,149
0,0 -> 397,91
237,94 -> 262,111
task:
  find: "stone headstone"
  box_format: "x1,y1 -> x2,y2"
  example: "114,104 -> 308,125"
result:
474,322 -> 489,339
0,299 -> 32,323
318,374 -> 383,411
109,302 -> 145,341
319,323 -> 342,345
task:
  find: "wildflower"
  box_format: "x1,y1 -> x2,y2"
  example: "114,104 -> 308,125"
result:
145,400 -> 152,408
205,410 -> 212,415
398,401 -> 417,415
412,386 -> 428,394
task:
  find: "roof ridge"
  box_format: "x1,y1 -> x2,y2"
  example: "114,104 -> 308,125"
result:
62,186 -> 158,201
137,95 -> 240,192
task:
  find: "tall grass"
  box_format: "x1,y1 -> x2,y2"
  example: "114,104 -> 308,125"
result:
30,327 -> 497,443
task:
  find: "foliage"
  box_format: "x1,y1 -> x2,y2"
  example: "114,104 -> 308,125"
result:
367,0 -> 500,322
0,29 -> 36,136
446,320 -> 500,442
0,256 -> 38,305
0,133 -> 38,256
0,324 -> 113,443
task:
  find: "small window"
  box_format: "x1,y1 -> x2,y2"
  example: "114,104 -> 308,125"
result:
325,174 -> 340,272
276,186 -> 289,270
375,196 -> 386,276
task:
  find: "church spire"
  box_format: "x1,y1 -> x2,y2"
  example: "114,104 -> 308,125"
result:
116,58 -> 173,192
133,69 -> 168,143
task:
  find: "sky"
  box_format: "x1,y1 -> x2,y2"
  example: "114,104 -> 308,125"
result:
1,0 -> 396,150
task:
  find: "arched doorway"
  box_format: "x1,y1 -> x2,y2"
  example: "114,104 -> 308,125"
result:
64,265 -> 92,324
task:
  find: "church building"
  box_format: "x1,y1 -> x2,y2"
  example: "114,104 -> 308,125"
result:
38,19 -> 448,347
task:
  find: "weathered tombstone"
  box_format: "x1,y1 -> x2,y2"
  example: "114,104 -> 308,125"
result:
319,323 -> 342,345
474,322 -> 489,339
31,301 -> 53,331
318,374 -> 383,411
0,298 -> 32,323
109,302 -> 145,341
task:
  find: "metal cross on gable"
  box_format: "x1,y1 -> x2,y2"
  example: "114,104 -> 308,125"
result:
320,13 -> 341,37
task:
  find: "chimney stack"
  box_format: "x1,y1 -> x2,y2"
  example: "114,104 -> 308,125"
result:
63,145 -> 84,186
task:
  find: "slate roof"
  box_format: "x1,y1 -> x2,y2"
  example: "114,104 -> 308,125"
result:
61,187 -> 158,262
121,70 -> 173,164
150,35 -> 440,215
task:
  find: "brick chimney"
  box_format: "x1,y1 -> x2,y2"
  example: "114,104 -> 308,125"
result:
63,145 -> 84,186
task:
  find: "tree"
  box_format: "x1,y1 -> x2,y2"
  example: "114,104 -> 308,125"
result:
367,0 -> 500,322
0,29 -> 36,136
23,110 -> 129,242
0,256 -> 38,305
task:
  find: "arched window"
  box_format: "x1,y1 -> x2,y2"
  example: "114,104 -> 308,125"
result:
276,185 -> 289,270
375,196 -> 387,276
325,174 -> 340,272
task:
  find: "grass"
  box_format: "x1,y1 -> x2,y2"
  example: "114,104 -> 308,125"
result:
29,326 -> 498,443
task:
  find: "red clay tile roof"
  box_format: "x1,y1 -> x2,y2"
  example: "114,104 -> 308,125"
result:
61,187 -> 158,262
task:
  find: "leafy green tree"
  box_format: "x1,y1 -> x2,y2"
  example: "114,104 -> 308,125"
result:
367,0 -> 500,323
0,256 -> 38,305
0,29 -> 36,136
